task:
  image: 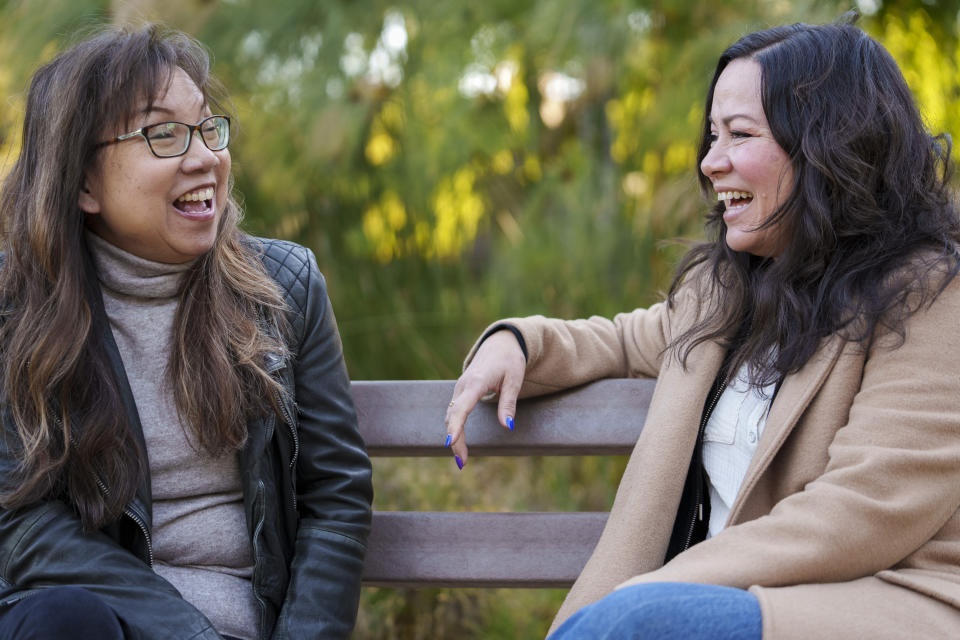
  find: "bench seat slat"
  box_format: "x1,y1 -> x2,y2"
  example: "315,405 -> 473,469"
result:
353,379 -> 654,457
362,511 -> 608,588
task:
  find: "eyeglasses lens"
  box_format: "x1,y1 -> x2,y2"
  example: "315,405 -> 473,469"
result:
145,117 -> 229,158
146,123 -> 186,156
201,117 -> 230,151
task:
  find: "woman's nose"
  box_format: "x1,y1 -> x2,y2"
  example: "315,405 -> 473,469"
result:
700,143 -> 730,178
180,132 -> 221,172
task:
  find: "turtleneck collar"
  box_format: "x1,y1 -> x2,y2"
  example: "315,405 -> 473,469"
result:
86,230 -> 196,299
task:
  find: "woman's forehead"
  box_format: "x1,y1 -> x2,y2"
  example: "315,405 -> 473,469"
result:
150,68 -> 206,110
710,59 -> 765,123
130,68 -> 207,124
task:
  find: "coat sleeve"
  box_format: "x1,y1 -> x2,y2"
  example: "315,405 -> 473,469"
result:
464,294 -> 686,398
0,499 -> 221,639
271,250 -> 373,639
626,276 -> 960,590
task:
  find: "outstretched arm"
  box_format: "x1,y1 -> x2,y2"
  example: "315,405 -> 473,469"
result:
446,296 -> 680,466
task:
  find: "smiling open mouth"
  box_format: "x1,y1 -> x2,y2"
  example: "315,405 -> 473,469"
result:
717,190 -> 754,208
174,187 -> 214,214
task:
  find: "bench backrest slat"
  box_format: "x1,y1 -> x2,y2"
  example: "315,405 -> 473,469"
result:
363,511 -> 609,588
353,379 -> 654,456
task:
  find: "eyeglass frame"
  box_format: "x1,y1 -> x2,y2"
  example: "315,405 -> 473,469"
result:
94,114 -> 231,158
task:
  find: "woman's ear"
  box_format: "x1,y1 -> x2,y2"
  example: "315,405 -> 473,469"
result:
78,175 -> 101,214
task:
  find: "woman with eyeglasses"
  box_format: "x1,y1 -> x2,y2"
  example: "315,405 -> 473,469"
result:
446,16 -> 960,640
0,24 -> 372,640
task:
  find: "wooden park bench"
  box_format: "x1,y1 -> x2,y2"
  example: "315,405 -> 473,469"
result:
354,378 -> 655,588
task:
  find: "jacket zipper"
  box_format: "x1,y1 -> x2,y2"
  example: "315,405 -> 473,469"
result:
273,388 -> 299,514
265,347 -> 299,474
251,480 -> 268,640
59,416 -> 155,567
681,373 -> 727,552
274,389 -> 299,472
94,475 -> 154,567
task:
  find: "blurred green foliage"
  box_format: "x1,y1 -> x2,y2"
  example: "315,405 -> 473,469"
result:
2,0 -> 959,637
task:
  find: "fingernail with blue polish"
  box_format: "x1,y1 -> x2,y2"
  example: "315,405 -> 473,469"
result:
455,455 -> 464,470
444,434 -> 452,447
506,416 -> 515,431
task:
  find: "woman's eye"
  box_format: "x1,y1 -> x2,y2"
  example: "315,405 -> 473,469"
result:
731,131 -> 751,139
708,133 -> 718,145
148,124 -> 178,140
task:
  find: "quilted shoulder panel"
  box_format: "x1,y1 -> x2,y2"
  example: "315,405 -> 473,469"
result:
255,237 -> 312,315
252,237 -> 330,350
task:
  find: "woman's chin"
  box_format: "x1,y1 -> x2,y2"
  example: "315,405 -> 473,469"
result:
725,230 -> 780,258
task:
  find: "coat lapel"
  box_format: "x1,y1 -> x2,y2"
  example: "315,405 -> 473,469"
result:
727,335 -> 846,523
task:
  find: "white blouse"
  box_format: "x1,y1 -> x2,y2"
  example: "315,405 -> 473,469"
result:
702,363 -> 777,538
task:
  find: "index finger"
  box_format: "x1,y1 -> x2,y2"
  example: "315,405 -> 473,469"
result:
444,376 -> 488,465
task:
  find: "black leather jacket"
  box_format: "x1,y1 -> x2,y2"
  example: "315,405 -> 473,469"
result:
0,238 -> 373,639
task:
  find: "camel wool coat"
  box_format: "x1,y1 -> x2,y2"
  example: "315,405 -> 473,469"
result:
469,275 -> 960,639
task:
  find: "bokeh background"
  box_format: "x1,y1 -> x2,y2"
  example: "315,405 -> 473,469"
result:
1,0 -> 959,637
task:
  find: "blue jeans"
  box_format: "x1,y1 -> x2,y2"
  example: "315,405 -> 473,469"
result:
548,582 -> 762,640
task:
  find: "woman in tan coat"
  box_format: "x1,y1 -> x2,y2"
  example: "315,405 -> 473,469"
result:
444,19 -> 960,640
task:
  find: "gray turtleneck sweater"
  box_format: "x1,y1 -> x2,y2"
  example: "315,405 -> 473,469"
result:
88,232 -> 258,640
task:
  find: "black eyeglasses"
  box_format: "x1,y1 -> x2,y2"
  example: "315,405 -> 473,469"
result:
95,115 -> 231,158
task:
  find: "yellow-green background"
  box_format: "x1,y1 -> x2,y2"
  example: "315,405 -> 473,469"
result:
2,0 -> 958,637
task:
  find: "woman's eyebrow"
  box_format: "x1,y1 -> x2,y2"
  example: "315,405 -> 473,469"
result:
141,101 -> 210,117
709,113 -> 760,127
142,105 -> 176,116
720,113 -> 760,125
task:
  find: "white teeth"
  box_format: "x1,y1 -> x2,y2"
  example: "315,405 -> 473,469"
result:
176,187 -> 215,203
716,191 -> 753,201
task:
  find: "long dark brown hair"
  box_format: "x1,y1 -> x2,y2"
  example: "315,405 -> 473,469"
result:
0,25 -> 289,530
669,19 -> 960,384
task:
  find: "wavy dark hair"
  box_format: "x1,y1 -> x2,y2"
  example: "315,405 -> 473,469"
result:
668,19 -> 960,384
0,25 -> 289,530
